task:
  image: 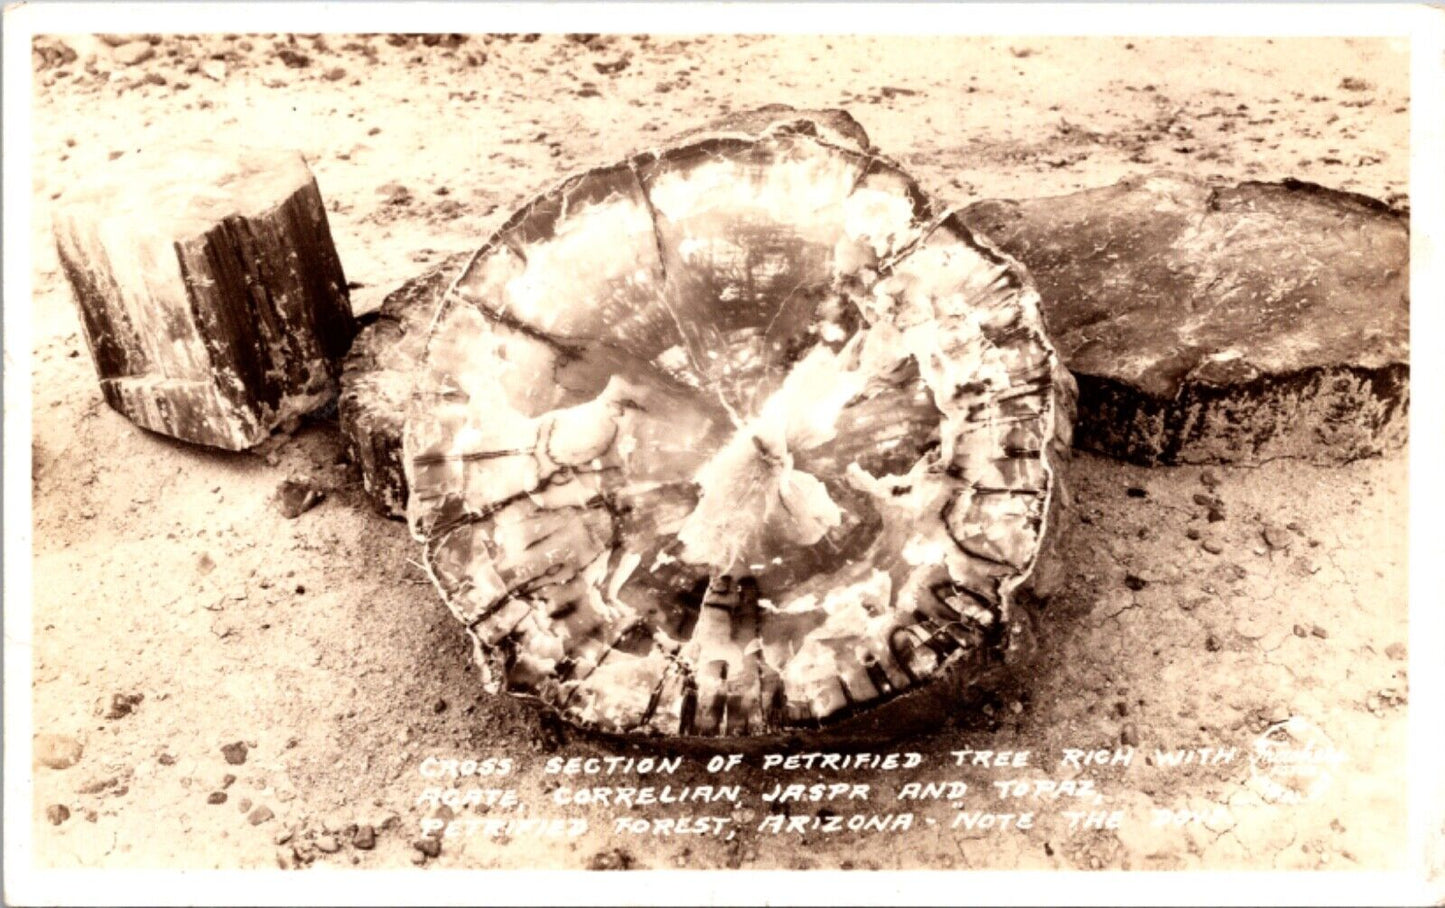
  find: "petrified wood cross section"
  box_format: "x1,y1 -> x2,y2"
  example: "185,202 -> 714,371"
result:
961,173 -> 1409,465
400,109 -> 1074,744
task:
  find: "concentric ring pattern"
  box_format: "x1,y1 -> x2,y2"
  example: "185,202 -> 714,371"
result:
402,109 -> 1071,742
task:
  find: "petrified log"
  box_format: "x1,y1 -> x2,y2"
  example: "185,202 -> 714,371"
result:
398,107 -> 1074,747
960,173 -> 1409,465
53,145 -> 355,450
340,252 -> 471,516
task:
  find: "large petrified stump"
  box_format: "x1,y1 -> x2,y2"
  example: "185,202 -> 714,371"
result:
960,173 -> 1409,465
54,145 -> 355,450
399,107 -> 1074,746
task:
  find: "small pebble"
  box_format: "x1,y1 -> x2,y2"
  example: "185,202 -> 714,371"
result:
1185,528 -> 1201,540
1385,642 -> 1407,661
413,837 -> 441,859
324,66 -> 347,81
35,733 -> 84,770
277,48 -> 311,68
112,41 -> 155,66
1293,624 -> 1308,637
221,741 -> 248,765
1120,723 -> 1140,747
46,804 -> 70,825
1262,524 -> 1292,550
1205,633 -> 1223,652
96,692 -> 143,720
1123,574 -> 1147,591
275,480 -> 323,519
353,824 -> 377,850
1125,486 -> 1147,498
315,834 -> 341,853
588,847 -> 636,870
1192,492 -> 1215,507
249,806 -> 274,825
1207,507 -> 1226,523
1201,540 -> 1224,554
207,791 -> 228,805
221,773 -> 236,789
275,827 -> 294,845
1311,625 -> 1328,639
238,797 -> 253,813
1200,469 -> 1219,488
593,55 -> 631,75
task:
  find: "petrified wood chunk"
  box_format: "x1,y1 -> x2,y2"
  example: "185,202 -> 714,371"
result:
960,173 -> 1409,465
400,107 -> 1074,745
340,251 -> 471,516
54,145 -> 355,450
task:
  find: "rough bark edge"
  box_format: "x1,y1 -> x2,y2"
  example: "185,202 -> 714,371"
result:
339,252 -> 471,516
1072,362 -> 1408,466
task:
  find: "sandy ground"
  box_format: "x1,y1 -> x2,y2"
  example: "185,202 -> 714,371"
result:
24,34 -> 1410,872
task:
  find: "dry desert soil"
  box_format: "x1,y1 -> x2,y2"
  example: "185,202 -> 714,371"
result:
25,33 -> 1412,873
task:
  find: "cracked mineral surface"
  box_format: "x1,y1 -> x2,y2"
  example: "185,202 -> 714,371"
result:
960,173 -> 1409,465
402,108 -> 1074,741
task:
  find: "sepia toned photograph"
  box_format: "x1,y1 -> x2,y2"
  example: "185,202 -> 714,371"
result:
5,3 -> 1443,905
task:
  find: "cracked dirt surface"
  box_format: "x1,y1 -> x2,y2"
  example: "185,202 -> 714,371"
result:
25,33 -> 1409,872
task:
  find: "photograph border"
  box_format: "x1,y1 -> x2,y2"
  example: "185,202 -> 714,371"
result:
4,3 -> 1442,905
